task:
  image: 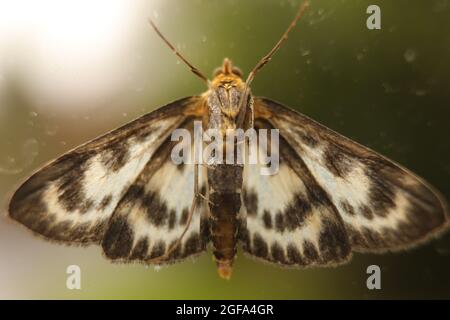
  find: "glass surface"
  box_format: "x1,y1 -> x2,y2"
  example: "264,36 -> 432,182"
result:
0,0 -> 449,299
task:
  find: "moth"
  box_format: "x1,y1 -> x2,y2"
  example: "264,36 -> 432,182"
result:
8,1 -> 448,280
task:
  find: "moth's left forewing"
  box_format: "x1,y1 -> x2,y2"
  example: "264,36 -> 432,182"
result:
253,97 -> 448,254
8,96 -> 204,245
102,121 -> 210,264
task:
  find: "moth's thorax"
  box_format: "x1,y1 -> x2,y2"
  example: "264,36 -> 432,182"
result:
205,59 -> 248,133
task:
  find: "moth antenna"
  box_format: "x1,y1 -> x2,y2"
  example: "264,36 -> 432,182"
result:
245,0 -> 310,86
235,1 -> 309,128
236,1 -> 310,125
148,19 -> 209,83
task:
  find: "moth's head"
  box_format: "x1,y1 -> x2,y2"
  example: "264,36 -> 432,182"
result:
207,58 -> 247,131
211,58 -> 244,89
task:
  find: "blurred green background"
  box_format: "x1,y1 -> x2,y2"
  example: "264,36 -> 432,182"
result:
0,0 -> 449,299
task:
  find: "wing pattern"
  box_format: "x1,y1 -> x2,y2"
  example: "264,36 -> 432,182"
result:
9,96 -> 209,263
241,120 -> 351,266
240,97 -> 448,267
9,94 -> 448,269
102,128 -> 210,263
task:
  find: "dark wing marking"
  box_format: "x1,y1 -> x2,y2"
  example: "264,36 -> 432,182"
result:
240,120 -> 351,267
9,96 -> 203,247
102,121 -> 210,264
252,97 -> 448,254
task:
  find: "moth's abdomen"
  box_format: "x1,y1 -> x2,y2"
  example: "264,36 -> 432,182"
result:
207,164 -> 243,279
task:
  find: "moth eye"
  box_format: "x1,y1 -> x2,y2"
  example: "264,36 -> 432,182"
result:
232,67 -> 243,77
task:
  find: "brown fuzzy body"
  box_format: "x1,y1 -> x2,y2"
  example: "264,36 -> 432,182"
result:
204,59 -> 249,278
207,164 -> 243,277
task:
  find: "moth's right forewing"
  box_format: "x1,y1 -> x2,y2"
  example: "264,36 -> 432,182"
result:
9,96 -> 202,244
240,128 -> 352,267
253,97 -> 448,253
